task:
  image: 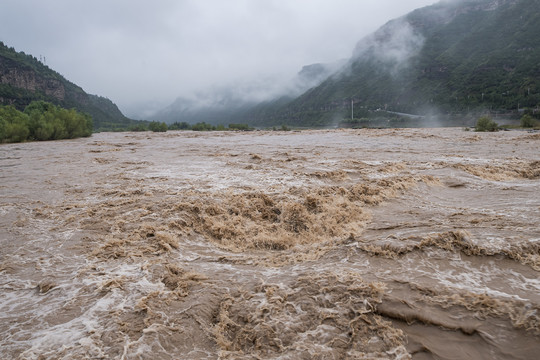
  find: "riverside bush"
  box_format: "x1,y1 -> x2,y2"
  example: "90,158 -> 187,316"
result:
0,101 -> 92,143
148,121 -> 168,132
475,116 -> 498,132
520,114 -> 537,128
192,122 -> 215,131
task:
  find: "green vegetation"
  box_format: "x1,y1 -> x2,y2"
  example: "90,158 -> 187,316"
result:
228,123 -> 251,131
168,121 -> 191,130
127,124 -> 149,132
520,114 -> 538,128
475,116 -> 499,132
0,101 -> 92,143
109,121 -> 253,133
188,122 -> 252,131
0,41 -> 143,131
191,122 -> 215,131
148,121 -> 168,132
0,105 -> 29,142
88,95 -> 148,132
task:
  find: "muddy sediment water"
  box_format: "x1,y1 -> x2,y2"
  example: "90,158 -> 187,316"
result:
1,128 -> 539,359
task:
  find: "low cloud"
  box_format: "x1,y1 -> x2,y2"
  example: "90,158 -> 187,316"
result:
0,0 -> 436,117
352,18 -> 425,75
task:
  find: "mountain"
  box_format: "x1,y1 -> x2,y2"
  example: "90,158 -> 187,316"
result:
246,0 -> 540,127
151,89 -> 258,126
0,41 -> 141,131
151,60 -> 345,126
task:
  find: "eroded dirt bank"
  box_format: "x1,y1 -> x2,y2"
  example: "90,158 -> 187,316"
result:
1,128 -> 539,359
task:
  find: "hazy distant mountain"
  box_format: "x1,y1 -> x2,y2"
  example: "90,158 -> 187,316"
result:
6,0 -> 535,130
294,60 -> 347,92
0,41 -> 140,130
248,0 -> 540,127
151,60 -> 345,125
151,92 -> 256,125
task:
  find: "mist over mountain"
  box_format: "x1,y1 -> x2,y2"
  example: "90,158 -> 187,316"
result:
151,60 -> 345,125
152,0 -> 540,128
247,0 -> 540,127
4,0 -> 537,130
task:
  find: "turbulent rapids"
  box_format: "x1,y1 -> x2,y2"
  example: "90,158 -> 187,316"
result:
1,128 -> 539,359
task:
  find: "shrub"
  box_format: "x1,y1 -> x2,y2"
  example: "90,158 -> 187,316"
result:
0,105 -> 29,142
520,114 -> 536,128
148,121 -> 167,132
3,120 -> 30,142
228,123 -> 250,131
128,124 -> 148,132
168,121 -> 190,130
0,101 -> 92,143
192,122 -> 215,131
475,116 -> 498,132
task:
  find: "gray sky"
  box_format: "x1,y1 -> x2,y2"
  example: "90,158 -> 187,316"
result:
0,0 -> 435,116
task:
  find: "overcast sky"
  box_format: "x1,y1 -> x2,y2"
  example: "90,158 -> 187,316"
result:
0,0 -> 435,116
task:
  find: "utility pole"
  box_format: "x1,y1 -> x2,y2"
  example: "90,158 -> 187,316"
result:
351,99 -> 354,120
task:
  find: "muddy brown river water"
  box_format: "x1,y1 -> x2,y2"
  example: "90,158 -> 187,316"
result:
1,128 -> 539,359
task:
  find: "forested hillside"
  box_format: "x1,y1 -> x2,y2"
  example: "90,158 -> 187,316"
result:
0,42 -> 143,131
246,0 -> 540,127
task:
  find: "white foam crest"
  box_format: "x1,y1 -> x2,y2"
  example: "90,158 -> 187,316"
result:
416,257 -> 529,302
17,289 -> 127,359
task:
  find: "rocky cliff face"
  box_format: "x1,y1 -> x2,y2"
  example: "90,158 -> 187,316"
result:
0,42 -> 137,129
0,56 -> 67,100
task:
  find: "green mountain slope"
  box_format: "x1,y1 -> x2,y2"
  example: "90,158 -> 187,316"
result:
0,41 -> 140,131
247,0 -> 540,127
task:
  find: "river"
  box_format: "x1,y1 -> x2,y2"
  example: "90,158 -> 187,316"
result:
1,128 -> 539,359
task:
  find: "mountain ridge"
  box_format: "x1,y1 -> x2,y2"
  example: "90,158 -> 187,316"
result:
0,41 -> 141,131
150,60 -> 345,125
248,0 -> 540,127
152,0 -> 540,128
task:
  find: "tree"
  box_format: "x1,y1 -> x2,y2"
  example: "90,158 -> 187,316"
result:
168,121 -> 190,130
0,105 -> 29,142
192,122 -> 215,131
228,123 -> 250,131
0,101 -> 92,143
149,121 -> 167,132
520,114 -> 536,128
475,116 -> 498,132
